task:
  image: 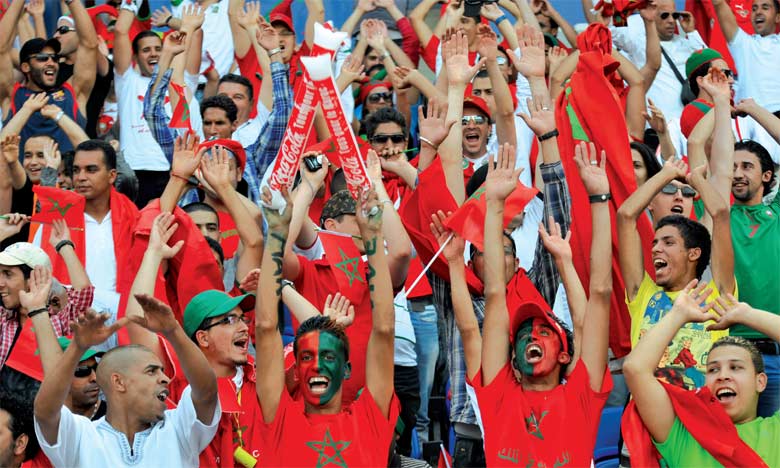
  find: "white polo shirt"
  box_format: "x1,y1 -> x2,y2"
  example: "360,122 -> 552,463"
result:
728,28 -> 780,112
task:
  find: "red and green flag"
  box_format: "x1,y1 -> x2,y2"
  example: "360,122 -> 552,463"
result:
32,185 -> 85,229
4,320 -> 45,381
318,230 -> 366,305
168,82 -> 192,131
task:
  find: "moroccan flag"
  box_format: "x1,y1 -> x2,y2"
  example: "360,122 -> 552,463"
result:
555,24 -> 655,359
4,320 -> 44,381
168,82 -> 192,131
31,186 -> 85,228
444,182 -> 538,252
318,230 -> 366,305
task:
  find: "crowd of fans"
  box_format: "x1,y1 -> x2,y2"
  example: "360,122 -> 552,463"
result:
0,0 -> 778,465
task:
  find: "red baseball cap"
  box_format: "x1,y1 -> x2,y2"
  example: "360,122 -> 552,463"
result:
269,0 -> 294,33
508,300 -> 570,355
463,94 -> 492,122
198,138 -> 247,173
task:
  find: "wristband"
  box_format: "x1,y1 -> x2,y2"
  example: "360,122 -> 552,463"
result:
494,14 -> 508,24
281,279 -> 295,291
54,110 -> 65,123
164,15 -> 173,26
27,307 -> 49,319
589,193 -> 611,203
268,47 -> 282,57
55,239 -> 75,253
538,129 -> 559,142
419,136 -> 439,151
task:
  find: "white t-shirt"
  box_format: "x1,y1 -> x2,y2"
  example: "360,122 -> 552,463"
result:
34,386 -> 220,468
175,0 -> 234,79
611,14 -> 706,121
232,103 -> 270,148
114,67 -> 168,171
729,29 -> 780,112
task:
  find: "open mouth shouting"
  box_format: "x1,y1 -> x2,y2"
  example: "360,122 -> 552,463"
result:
233,335 -> 249,353
669,204 -> 685,215
308,376 -> 331,395
156,388 -> 169,403
715,387 -> 737,405
653,257 -> 669,276
525,343 -> 544,364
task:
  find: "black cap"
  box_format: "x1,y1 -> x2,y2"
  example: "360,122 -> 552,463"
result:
320,190 -> 357,226
19,38 -> 62,64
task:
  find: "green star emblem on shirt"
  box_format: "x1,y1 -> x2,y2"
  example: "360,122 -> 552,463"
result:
306,428 -> 351,468
334,247 -> 364,287
467,186 -> 486,202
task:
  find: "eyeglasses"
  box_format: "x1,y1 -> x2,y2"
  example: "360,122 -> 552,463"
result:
462,115 -> 487,126
200,313 -> 250,331
367,92 -> 393,104
30,53 -> 60,63
370,133 -> 406,145
660,183 -> 697,198
74,364 -> 98,378
660,11 -> 689,20
496,56 -> 508,66
56,25 -> 76,35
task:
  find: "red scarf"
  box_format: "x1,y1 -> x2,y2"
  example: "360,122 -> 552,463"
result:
40,188 -> 138,287
622,382 -> 768,467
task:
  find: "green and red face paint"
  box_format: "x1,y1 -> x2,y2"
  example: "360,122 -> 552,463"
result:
509,302 -> 571,378
295,331 -> 350,406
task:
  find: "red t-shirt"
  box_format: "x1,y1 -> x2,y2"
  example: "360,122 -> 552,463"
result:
258,387 -> 399,467
293,256 -> 371,404
471,360 -> 612,467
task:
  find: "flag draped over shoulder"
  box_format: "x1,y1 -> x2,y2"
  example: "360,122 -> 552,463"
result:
168,82 -> 192,131
555,24 -> 655,358
318,230 -> 367,305
622,383 -> 768,467
116,200 -> 224,344
4,320 -> 44,381
32,186 -> 85,228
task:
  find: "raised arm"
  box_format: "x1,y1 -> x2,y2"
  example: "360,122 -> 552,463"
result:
160,133 -> 203,213
617,158 -> 688,300
0,134 -> 26,191
358,187 -> 395,417
698,69 -> 736,203
304,0 -> 325,48
712,0 -> 738,42
0,0 -> 26,100
416,97 -> 455,171
573,142 -> 612,389
407,0 -> 438,49
611,49 -> 647,142
229,0 -> 252,59
21,267 -> 63,378
735,98 -> 780,144
68,0 -> 98,109
645,100 -> 676,161
710,295 -> 780,343
477,21 -> 516,147
639,6 -> 662,89
255,187 -> 293,423
112,5 -> 136,75
623,280 -> 715,443
481,143 -> 523,384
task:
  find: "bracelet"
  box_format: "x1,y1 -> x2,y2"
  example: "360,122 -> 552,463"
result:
164,15 -> 173,26
381,51 -> 391,60
281,279 -> 295,291
589,193 -> 611,203
55,239 -> 75,253
268,47 -> 282,57
54,110 -> 65,123
379,199 -> 393,205
27,307 -> 49,319
538,129 -> 559,141
419,136 -> 439,151
494,14 -> 508,24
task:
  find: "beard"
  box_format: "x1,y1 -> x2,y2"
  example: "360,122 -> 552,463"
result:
29,67 -> 56,91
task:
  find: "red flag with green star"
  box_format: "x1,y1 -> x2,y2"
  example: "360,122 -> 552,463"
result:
169,82 -> 192,131
31,185 -> 86,229
318,230 -> 366,304
443,182 -> 538,252
4,319 -> 44,381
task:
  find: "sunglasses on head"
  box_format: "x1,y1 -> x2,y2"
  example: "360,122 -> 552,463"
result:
462,115 -> 487,126
56,25 -> 76,35
370,133 -> 406,145
660,11 -> 689,20
200,313 -> 250,332
367,92 -> 393,104
74,363 -> 98,378
30,53 -> 60,63
661,183 -> 697,198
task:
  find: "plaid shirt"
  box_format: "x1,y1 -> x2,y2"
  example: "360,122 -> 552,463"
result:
0,286 -> 95,368
143,68 -> 176,163
429,161 -> 571,427
243,61 -> 292,203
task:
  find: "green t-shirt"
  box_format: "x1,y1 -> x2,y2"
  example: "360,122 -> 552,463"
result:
655,413 -> 780,467
730,194 -> 780,338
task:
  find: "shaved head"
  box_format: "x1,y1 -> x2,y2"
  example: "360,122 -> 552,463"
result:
96,345 -> 156,393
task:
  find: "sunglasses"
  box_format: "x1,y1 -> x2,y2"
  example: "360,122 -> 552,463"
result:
718,69 -> 735,79
367,92 -> 393,104
56,25 -> 76,35
462,115 -> 487,126
661,183 -> 697,198
370,133 -> 406,145
200,313 -> 250,332
496,56 -> 508,66
660,11 -> 689,20
30,53 -> 60,63
74,364 -> 98,378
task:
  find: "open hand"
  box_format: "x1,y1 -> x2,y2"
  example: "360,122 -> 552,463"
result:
518,95 -> 555,137
699,67 -> 731,101
42,139 -> 61,169
323,293 -> 355,327
22,92 -> 49,112
443,30 -> 486,87
418,97 -> 454,149
71,308 -> 129,349
485,143 -> 521,201
1,134 -> 21,164
670,279 -> 716,324
476,24 -> 497,62
180,4 -> 205,33
163,30 -> 187,56
238,268 -> 261,292
200,145 -> 234,194
257,21 -> 281,51
573,142 -> 609,195
644,99 -> 668,134
706,294 -> 750,331
48,219 -> 72,249
430,210 -> 464,262
19,266 -> 53,311
172,132 -> 203,179
508,24 -> 545,78
236,2 -> 261,30
148,212 -> 185,260
151,5 -> 173,27
539,215 -> 572,262
130,294 -> 180,336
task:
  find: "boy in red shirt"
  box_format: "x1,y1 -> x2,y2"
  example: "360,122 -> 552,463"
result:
471,142 -> 613,467
255,186 -> 398,467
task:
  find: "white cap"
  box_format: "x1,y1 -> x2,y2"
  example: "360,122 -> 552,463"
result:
0,243 -> 51,269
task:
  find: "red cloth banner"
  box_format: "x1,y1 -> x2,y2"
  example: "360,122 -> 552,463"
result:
31,185 -> 85,228
301,54 -> 371,199
4,319 -> 44,381
318,230 -> 367,304
168,81 -> 192,131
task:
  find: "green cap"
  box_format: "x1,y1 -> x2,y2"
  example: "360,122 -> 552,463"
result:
685,48 -> 723,79
183,290 -> 255,337
56,336 -> 103,362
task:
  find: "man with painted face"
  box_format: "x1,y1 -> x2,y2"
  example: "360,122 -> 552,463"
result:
619,155 -> 737,390
466,141 -> 612,467
624,286 -> 780,466
256,186 -> 399,466
0,0 -> 97,154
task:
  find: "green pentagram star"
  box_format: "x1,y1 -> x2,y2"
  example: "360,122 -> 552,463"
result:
334,247 -> 364,287
467,186 -> 486,202
305,428 -> 351,468
47,197 -> 73,217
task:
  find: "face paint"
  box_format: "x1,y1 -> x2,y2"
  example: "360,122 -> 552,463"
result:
295,331 -> 348,406
513,317 -> 564,377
